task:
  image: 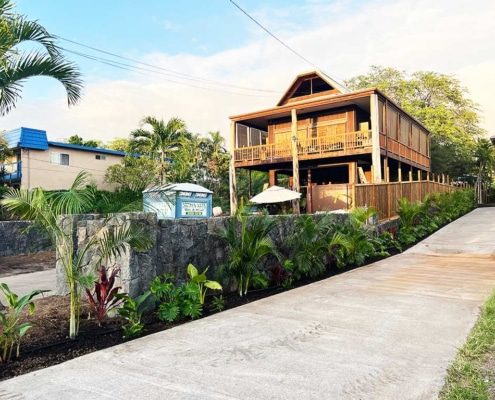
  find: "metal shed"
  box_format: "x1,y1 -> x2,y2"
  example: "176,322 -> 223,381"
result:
143,183 -> 213,219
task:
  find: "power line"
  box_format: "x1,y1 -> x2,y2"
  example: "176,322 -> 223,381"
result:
228,0 -> 346,85
57,36 -> 278,94
228,0 -> 320,69
62,46 -> 275,98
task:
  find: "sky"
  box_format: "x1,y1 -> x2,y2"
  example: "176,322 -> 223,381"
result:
2,0 -> 494,144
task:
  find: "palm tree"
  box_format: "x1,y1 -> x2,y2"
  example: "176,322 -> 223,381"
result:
131,116 -> 188,184
219,206 -> 279,296
0,0 -> 82,115
1,172 -> 152,339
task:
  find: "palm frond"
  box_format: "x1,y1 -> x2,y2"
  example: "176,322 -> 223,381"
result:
94,220 -> 153,266
6,16 -> 61,57
47,171 -> 95,215
0,51 -> 82,114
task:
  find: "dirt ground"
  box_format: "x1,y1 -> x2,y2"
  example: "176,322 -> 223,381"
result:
0,251 -> 56,277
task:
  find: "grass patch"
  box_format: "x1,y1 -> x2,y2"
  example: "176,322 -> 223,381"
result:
440,290 -> 495,399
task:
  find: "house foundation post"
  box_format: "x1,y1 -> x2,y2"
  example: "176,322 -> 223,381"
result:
291,109 -> 300,214
229,121 -> 238,215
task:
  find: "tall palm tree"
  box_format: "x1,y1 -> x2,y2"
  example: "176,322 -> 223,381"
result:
0,0 -> 82,115
131,116 -> 188,184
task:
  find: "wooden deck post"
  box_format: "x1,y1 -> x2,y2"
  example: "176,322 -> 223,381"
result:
307,168 -> 313,214
409,167 -> 413,182
398,162 -> 402,182
417,169 -> 421,181
442,174 -> 445,184
370,94 -> 382,183
384,157 -> 389,182
229,121 -> 238,215
268,169 -> 276,187
291,109 -> 300,214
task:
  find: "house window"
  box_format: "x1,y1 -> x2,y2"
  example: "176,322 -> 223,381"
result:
50,152 -> 70,166
95,154 -> 106,160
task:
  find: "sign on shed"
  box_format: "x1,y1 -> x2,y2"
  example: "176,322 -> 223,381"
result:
143,183 -> 213,219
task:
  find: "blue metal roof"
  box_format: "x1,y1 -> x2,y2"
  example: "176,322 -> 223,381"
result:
47,141 -> 127,156
3,127 -> 127,156
4,127 -> 49,150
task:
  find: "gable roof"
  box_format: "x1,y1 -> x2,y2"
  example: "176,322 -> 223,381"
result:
277,70 -> 350,106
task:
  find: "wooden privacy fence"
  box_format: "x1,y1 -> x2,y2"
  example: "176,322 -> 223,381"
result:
355,180 -> 456,220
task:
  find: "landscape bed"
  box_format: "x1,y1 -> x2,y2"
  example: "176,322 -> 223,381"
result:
0,189 -> 476,381
0,252 -> 392,381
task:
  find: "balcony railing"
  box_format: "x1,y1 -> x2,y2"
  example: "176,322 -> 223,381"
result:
0,161 -> 22,182
234,130 -> 372,164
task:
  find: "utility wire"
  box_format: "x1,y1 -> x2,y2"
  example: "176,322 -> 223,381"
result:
57,36 -> 278,94
62,47 -> 275,98
228,0 -> 347,85
228,0 -> 320,69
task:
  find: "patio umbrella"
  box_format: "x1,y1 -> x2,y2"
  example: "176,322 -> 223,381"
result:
249,185 -> 301,204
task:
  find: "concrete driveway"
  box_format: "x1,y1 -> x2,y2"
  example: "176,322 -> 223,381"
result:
1,208 -> 494,400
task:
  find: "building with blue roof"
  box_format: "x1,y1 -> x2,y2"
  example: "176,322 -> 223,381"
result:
1,127 -> 127,190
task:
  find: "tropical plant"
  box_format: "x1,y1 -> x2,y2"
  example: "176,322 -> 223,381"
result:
209,295 -> 225,313
131,116 -> 188,184
186,264 -> 222,305
219,207 -> 279,296
286,215 -> 332,280
150,274 -> 202,322
0,131 -> 11,162
85,266 -> 123,326
116,290 -> 153,339
473,139 -> 495,204
1,171 -> 153,339
0,0 -> 82,115
331,211 -> 378,268
105,156 -> 159,192
0,283 -> 48,362
327,230 -> 352,268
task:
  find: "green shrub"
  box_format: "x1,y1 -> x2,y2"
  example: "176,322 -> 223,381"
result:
209,295 -> 225,313
218,207 -> 279,296
286,215 -> 332,280
0,284 -> 48,362
150,274 -> 202,322
116,291 -> 154,339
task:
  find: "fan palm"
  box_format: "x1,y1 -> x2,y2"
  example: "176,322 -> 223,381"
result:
131,116 -> 188,184
1,171 -> 152,339
0,0 -> 82,115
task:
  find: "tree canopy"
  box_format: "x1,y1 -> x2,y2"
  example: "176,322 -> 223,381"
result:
67,135 -> 102,148
345,66 -> 486,176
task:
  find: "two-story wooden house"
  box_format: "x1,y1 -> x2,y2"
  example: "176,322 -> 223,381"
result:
228,71 -> 431,214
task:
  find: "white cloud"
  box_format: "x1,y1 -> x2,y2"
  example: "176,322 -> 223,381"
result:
2,0 -> 494,144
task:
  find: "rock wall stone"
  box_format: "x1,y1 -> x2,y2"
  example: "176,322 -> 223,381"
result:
0,221 -> 52,257
56,212 -> 399,297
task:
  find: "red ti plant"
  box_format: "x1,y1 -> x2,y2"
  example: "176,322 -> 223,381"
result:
85,267 -> 123,326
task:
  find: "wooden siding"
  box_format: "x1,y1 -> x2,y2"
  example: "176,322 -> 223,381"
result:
382,100 -> 430,170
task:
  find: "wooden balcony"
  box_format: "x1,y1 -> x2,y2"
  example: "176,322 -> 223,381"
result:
234,130 -> 372,167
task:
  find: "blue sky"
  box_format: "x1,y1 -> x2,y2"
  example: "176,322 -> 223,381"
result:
4,0 -> 494,141
16,0 -> 315,80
